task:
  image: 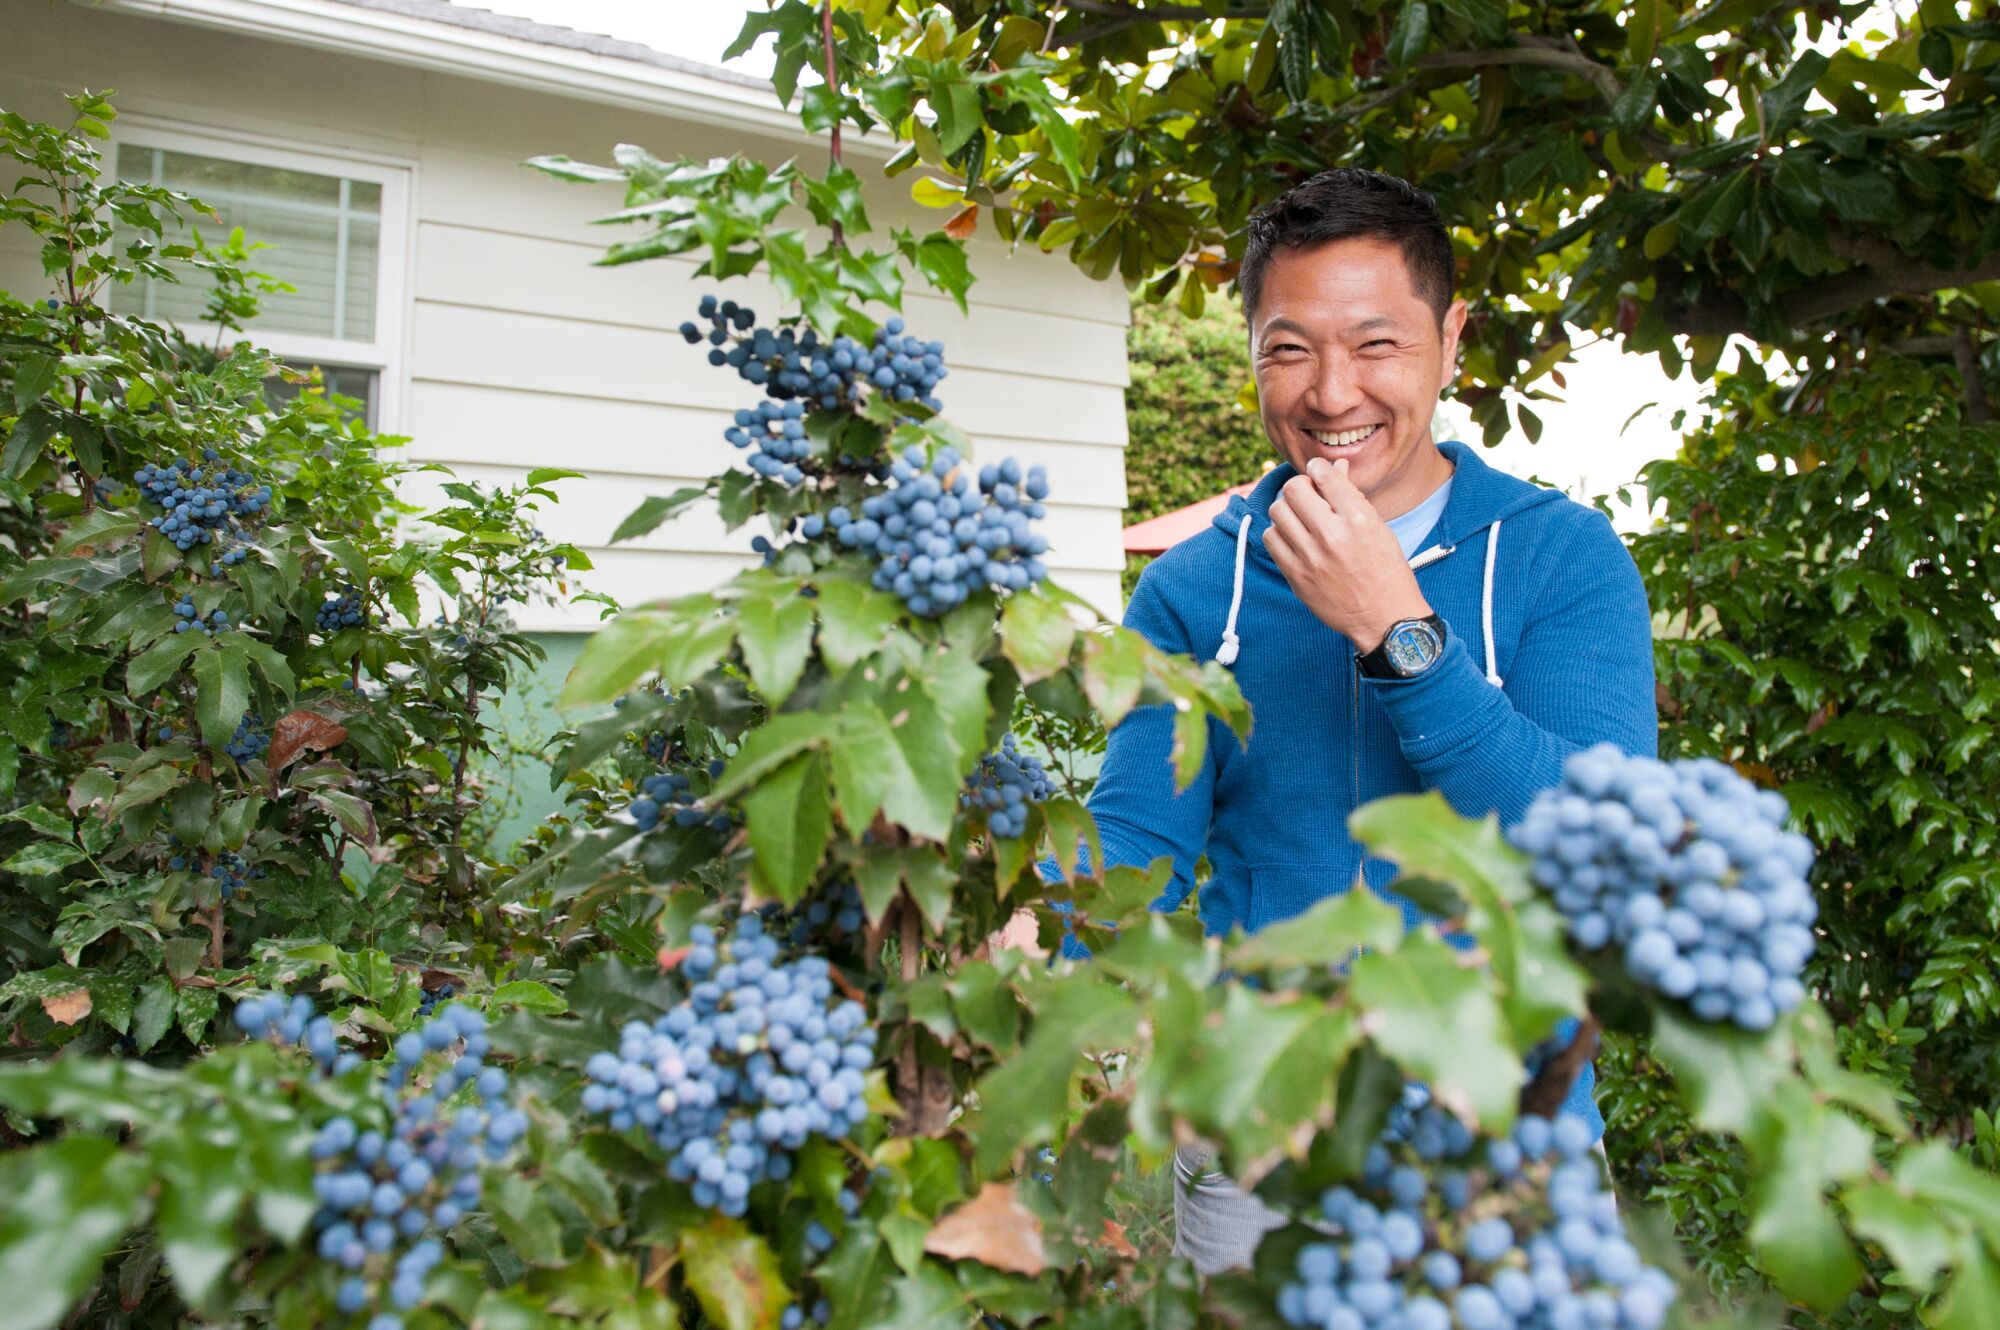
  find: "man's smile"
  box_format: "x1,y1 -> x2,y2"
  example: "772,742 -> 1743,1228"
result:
1306,423 -> 1386,449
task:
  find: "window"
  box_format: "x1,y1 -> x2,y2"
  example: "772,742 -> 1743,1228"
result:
107,125 -> 409,430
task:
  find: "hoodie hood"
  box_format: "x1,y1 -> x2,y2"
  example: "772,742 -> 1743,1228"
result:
1212,438 -> 1567,558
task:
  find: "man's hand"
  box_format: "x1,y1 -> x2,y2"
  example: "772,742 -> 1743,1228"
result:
1264,457 -> 1432,651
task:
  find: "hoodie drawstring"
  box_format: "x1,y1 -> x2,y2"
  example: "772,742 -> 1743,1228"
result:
1481,519 -> 1503,687
1211,513 -> 1505,686
1214,514 -> 1251,665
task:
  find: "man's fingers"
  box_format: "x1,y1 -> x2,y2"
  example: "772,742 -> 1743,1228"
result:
1305,456 -> 1376,518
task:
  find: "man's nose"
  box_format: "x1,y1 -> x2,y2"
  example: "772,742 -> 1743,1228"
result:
1307,352 -> 1365,416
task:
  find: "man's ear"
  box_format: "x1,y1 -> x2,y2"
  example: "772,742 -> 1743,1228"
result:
1437,299 -> 1469,394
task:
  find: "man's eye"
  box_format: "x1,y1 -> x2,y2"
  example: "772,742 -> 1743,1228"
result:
1362,339 -> 1394,350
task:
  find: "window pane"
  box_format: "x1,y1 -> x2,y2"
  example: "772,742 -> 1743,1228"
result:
264,363 -> 376,430
109,145 -> 381,343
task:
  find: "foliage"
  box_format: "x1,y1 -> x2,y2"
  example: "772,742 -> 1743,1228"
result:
755,1 -> 1989,439
1599,355 -> 2000,1326
1123,294 -> 1271,525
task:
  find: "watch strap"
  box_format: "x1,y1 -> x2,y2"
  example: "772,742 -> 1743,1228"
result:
1356,614 -> 1447,680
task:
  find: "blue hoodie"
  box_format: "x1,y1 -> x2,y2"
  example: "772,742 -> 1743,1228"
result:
1045,439 -> 1658,1131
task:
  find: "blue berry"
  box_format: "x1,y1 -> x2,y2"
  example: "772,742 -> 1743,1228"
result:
1508,744 -> 1817,1030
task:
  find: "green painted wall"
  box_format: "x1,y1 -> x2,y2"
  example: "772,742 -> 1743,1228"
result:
481,631 -> 590,855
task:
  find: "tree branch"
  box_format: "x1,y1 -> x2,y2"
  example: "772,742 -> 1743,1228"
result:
1519,1015 -> 1601,1119
1413,43 -> 1622,105
1955,325 -> 1991,424
1657,244 -> 2000,340
1060,1 -> 1269,47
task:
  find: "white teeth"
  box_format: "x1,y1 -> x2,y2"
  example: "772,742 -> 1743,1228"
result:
1309,424 -> 1381,448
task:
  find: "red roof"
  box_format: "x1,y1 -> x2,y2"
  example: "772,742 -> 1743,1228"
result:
1123,481 -> 1260,556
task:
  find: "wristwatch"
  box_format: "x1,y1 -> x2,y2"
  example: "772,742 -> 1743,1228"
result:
1356,614 -> 1447,680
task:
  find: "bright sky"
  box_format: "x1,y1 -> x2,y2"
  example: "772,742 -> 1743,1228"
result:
477,1 -> 1902,527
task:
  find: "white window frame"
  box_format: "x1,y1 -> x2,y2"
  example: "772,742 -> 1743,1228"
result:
106,115 -> 415,432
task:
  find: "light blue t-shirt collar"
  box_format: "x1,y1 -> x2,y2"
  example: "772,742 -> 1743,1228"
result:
1387,474 -> 1454,560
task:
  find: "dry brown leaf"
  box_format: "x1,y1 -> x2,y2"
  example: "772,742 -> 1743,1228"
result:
42,988 -> 91,1026
944,204 -> 980,239
923,1181 -> 1047,1276
1099,1219 -> 1137,1259
268,709 -> 349,773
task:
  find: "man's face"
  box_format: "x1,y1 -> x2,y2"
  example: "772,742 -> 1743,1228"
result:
1249,236 -> 1468,519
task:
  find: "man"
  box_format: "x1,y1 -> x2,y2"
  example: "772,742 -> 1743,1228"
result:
1042,168 -> 1657,1272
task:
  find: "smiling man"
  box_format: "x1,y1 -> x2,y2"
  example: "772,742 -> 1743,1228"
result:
1046,168 -> 1658,1272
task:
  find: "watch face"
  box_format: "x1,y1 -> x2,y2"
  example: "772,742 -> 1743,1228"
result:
1384,620 -> 1444,675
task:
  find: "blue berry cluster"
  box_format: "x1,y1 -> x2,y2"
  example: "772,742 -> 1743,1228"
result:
643,731 -> 669,762
304,1004 -> 522,1330
1275,1084 -> 1676,1330
580,917 -> 876,1217
225,712 -> 269,763
318,587 -> 367,633
134,449 -> 271,552
680,295 -> 947,488
782,1300 -> 833,1330
417,983 -> 457,1019
963,734 -> 1057,839
630,770 -> 733,835
172,592 -> 231,635
235,993 -> 358,1076
1507,744 -> 1817,1031
172,847 -> 261,897
830,446 -> 1051,616
781,880 -> 865,946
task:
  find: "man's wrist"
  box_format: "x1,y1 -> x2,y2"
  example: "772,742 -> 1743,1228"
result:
1354,597 -> 1434,654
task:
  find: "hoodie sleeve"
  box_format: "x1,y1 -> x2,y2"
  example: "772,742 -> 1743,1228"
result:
1035,562 -> 1218,911
1364,507 -> 1657,827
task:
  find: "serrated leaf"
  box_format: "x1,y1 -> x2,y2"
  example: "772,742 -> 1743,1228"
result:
0,1136 -> 148,1330
736,590 -> 814,708
611,486 -> 709,544
1650,1007 -> 1793,1134
491,980 -> 567,1014
744,752 -> 830,906
152,1124 -> 244,1307
1,842 -> 88,875
999,585 -> 1075,683
1349,931 -> 1522,1130
680,1216 -> 786,1330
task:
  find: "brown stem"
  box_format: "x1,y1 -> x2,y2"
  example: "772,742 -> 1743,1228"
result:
1954,325 -> 1991,424
1519,1015 -> 1601,1118
820,1 -> 845,250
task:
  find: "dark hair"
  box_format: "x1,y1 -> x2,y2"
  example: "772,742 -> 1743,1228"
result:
1238,168 -> 1455,326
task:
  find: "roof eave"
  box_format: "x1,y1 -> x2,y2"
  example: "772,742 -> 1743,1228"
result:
77,0 -> 893,157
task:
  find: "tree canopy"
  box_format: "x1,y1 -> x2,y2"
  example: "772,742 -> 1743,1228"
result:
740,0 -> 1988,434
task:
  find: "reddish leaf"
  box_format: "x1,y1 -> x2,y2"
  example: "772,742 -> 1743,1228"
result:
42,988 -> 92,1026
923,1181 -> 1047,1276
943,204 -> 980,239
268,709 -> 349,774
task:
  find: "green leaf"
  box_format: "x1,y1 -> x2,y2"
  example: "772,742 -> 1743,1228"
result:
1349,931 -> 1522,1130
3,408 -> 57,479
488,1172 -> 565,1265
1895,1140 -> 2000,1233
1385,2 -> 1431,66
491,980 -> 568,1014
152,1124 -> 245,1308
680,1216 -> 787,1330
0,842 -> 88,876
744,751 -> 831,906
610,486 -> 709,544
191,645 -> 250,754
561,601 -> 736,708
815,578 -> 902,672
973,978 -> 1138,1175
126,630 -> 202,696
736,589 -> 815,708
524,466 -> 584,486
1678,171 -> 1755,243
1842,1182 -> 1956,1294
1761,50 -> 1828,133
999,584 -> 1076,683
711,712 -> 836,801
1228,885 -> 1405,971
828,703 -> 959,840
1167,986 -> 1357,1170
1041,796 -> 1099,883
1649,1007 -> 1793,1134
12,353 -> 58,413
0,1136 -> 148,1330
1350,793 -> 1587,1041
1932,1244 -> 2000,1330
895,229 -> 976,312
132,978 -> 175,1053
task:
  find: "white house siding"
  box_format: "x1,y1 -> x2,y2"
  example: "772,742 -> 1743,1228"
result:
0,0 -> 1133,628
